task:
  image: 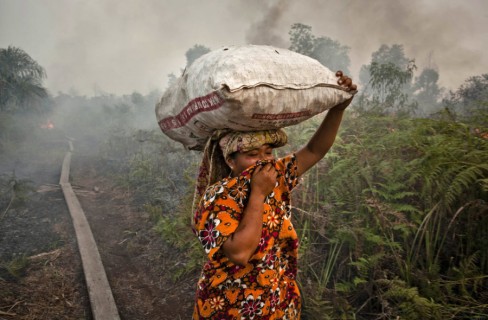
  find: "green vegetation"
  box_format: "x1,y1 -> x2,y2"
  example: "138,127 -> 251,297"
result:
285,109 -> 488,319
0,254 -> 29,280
285,28 -> 488,317
0,173 -> 34,221
0,46 -> 48,113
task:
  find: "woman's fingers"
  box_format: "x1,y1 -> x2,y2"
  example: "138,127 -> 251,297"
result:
260,163 -> 278,178
338,75 -> 350,85
250,162 -> 278,196
264,163 -> 278,177
252,162 -> 275,177
336,71 -> 357,92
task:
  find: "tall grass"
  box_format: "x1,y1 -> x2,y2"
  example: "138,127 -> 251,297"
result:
286,108 -> 488,319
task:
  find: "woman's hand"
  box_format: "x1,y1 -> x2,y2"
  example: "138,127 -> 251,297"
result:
332,71 -> 356,111
250,163 -> 277,198
336,70 -> 357,92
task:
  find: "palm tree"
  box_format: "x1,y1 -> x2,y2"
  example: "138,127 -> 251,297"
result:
0,46 -> 48,112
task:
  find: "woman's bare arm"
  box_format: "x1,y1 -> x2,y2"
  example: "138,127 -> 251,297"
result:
222,163 -> 276,266
295,98 -> 350,176
295,75 -> 356,176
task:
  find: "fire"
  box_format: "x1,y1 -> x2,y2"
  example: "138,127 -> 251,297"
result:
41,120 -> 54,129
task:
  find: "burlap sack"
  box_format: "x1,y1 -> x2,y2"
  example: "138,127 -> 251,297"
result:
156,45 -> 355,150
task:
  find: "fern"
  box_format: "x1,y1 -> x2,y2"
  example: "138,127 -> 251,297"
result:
286,110 -> 488,318
377,279 -> 444,319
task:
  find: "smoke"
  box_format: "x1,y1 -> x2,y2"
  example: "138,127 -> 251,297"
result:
223,0 -> 488,91
1,0 -> 487,95
244,0 -> 290,48
286,0 -> 487,89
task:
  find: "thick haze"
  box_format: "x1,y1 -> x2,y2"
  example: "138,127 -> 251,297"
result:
1,0 -> 487,96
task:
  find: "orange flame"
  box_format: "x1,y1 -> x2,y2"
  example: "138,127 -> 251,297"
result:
41,120 -> 54,129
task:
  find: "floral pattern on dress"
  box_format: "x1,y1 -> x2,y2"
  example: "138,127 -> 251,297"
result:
198,213 -> 221,253
228,178 -> 249,207
193,154 -> 301,319
240,294 -> 265,319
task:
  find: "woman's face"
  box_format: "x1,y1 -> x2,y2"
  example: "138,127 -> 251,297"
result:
227,144 -> 274,177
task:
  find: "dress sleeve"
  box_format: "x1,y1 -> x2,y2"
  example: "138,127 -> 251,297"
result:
192,179 -> 242,261
278,153 -> 300,191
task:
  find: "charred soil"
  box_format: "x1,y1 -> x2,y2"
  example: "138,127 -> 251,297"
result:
0,131 -> 198,319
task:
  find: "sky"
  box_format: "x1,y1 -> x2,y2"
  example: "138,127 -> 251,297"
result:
1,0 -> 487,97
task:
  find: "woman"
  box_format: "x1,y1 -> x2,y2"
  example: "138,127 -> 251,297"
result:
192,74 -> 356,319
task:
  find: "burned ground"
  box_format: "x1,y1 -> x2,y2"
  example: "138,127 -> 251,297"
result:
0,129 -> 198,319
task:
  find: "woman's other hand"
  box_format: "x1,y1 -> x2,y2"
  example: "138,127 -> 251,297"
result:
250,163 -> 277,198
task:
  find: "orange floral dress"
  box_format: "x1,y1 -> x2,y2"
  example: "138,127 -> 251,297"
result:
192,154 -> 301,319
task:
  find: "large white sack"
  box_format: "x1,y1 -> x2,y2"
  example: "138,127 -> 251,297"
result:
156,45 -> 356,150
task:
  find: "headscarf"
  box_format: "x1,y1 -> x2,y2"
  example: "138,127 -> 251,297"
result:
192,129 -> 288,212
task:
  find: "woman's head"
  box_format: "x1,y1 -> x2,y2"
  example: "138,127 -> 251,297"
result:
226,144 -> 274,177
193,128 -> 288,212
218,129 -> 288,176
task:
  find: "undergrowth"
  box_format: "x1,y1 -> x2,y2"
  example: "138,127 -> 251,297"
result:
0,173 -> 34,221
100,105 -> 488,319
0,254 -> 29,281
287,108 -> 488,319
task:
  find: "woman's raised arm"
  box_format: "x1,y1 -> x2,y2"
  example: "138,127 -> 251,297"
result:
295,75 -> 356,176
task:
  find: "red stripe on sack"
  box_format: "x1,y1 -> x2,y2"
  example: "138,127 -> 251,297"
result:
251,110 -> 312,120
159,92 -> 225,131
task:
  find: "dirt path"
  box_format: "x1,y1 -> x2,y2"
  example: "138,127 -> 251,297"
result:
0,133 -> 91,319
1,133 -> 199,319
70,140 -> 198,319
